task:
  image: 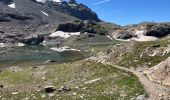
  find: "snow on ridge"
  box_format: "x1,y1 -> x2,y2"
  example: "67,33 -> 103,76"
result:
41,11 -> 49,16
8,2 -> 15,8
36,0 -> 46,3
36,0 -> 63,3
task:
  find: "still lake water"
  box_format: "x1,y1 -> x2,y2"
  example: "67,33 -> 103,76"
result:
0,45 -> 85,67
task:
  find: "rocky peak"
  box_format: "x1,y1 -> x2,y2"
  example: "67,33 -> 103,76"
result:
47,0 -> 100,21
68,0 -> 77,4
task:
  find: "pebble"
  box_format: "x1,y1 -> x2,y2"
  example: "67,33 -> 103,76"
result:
37,89 -> 41,92
139,69 -> 142,72
73,92 -> 77,95
12,92 -> 19,95
159,94 -> 163,97
42,77 -> 46,80
80,95 -> 84,99
48,93 -> 55,97
41,94 -> 46,98
33,96 -> 37,100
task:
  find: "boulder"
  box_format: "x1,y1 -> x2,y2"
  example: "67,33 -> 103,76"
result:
44,85 -> 56,93
136,94 -> 146,100
20,35 -> 44,45
57,86 -> 71,92
145,57 -> 170,86
113,30 -> 136,39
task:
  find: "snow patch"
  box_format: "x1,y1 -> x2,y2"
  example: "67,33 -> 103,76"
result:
17,43 -> 25,47
132,35 -> 158,41
36,0 -> 63,3
69,4 -> 77,7
8,2 -> 15,8
50,31 -> 80,39
41,11 -> 49,16
36,0 -> 46,3
115,30 -> 158,42
50,46 -> 81,52
52,0 -> 63,2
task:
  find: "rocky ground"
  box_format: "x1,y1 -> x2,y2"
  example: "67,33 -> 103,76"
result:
0,0 -> 170,100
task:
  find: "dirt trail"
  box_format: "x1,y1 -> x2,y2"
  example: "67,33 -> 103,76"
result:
88,56 -> 170,100
113,64 -> 170,100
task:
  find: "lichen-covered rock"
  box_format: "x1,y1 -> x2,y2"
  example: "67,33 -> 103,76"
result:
145,57 -> 170,86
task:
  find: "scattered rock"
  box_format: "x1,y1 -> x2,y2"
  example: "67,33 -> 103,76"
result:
73,92 -> 77,95
41,94 -> 46,98
12,92 -> 19,95
0,85 -> 3,88
23,97 -> 30,100
57,86 -> 71,93
48,93 -> 56,97
44,86 -> 56,93
136,94 -> 146,100
44,60 -> 56,64
159,94 -> 163,97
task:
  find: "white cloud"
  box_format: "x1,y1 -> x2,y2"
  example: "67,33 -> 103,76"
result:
93,6 -> 101,11
94,0 -> 110,5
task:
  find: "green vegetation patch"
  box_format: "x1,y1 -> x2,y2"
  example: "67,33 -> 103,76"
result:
0,61 -> 145,99
118,40 -> 170,68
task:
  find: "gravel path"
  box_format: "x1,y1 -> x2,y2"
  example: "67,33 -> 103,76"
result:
113,65 -> 170,100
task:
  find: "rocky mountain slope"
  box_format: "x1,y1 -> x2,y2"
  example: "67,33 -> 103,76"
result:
33,0 -> 100,21
0,0 -> 100,45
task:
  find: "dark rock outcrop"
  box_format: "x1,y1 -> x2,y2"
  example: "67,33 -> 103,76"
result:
56,21 -> 108,35
145,24 -> 170,37
19,35 -> 44,45
56,22 -> 84,32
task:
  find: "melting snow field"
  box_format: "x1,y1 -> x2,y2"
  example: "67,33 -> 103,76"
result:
8,3 -> 15,8
133,30 -> 158,41
50,46 -> 81,52
50,31 -> 80,39
115,30 -> 158,42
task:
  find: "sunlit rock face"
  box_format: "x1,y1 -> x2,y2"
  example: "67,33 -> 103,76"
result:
145,57 -> 170,86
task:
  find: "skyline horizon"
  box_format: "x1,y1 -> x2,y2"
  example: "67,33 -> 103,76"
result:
77,0 -> 170,25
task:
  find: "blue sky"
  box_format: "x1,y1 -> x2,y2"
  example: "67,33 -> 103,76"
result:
76,0 -> 170,25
